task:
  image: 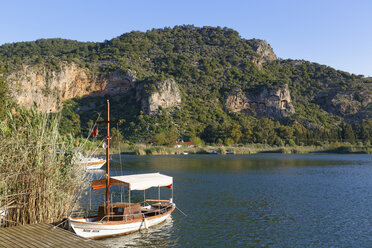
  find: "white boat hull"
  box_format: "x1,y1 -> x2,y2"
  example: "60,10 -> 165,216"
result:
86,160 -> 106,170
69,205 -> 174,239
79,158 -> 106,170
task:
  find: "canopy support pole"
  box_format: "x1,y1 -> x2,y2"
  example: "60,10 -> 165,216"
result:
171,183 -> 174,202
89,187 -> 92,211
129,189 -> 131,218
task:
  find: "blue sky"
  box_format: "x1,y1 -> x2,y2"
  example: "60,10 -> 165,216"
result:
1,0 -> 371,76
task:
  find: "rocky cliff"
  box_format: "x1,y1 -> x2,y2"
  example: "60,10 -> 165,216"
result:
7,62 -> 182,115
7,64 -> 136,112
225,85 -> 295,118
249,39 -> 277,68
136,78 -> 182,115
315,90 -> 372,117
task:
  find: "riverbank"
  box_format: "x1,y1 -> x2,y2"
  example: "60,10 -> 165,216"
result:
91,142 -> 372,156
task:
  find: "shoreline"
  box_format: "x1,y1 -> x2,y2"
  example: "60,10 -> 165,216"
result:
90,143 -> 372,156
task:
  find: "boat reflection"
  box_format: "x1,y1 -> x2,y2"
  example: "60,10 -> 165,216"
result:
98,216 -> 177,247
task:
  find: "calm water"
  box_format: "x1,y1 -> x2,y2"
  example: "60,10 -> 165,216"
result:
80,154 -> 372,247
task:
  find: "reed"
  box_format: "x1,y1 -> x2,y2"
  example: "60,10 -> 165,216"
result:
0,107 -> 88,226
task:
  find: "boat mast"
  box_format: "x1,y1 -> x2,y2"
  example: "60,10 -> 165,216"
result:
105,100 -> 110,218
97,100 -> 119,218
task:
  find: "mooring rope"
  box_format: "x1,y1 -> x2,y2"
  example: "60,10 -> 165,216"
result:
175,206 -> 188,217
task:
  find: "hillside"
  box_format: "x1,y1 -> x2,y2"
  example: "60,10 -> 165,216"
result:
0,25 -> 371,146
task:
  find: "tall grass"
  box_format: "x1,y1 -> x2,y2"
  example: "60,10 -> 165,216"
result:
0,107 -> 88,226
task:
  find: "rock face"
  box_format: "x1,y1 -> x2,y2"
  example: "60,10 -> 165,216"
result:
249,39 -> 277,67
316,90 -> 372,117
7,63 -> 135,112
136,78 -> 182,115
93,69 -> 136,97
225,85 -> 295,118
225,89 -> 250,113
7,62 -> 181,115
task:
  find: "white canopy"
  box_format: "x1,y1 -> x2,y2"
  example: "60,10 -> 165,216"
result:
111,173 -> 173,191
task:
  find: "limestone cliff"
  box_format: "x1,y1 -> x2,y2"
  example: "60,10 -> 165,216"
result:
7,63 -> 135,112
7,62 -> 181,115
225,85 -> 295,118
249,39 -> 277,68
136,78 -> 182,115
316,90 -> 372,117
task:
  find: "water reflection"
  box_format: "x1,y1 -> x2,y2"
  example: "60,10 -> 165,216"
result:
99,217 -> 177,247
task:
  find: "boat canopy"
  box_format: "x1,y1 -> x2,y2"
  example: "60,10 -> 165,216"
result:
92,173 -> 173,190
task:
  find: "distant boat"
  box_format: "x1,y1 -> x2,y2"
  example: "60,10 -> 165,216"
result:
226,149 -> 235,155
182,152 -> 189,155
56,149 -> 106,170
208,149 -> 218,154
77,155 -> 106,170
69,100 -> 175,239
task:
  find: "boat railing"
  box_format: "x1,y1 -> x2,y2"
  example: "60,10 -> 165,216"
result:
144,199 -> 171,202
97,204 -> 174,223
98,213 -> 142,223
70,209 -> 98,218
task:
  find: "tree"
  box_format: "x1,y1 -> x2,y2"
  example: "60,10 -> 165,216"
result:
342,123 -> 355,144
276,126 -> 294,141
230,124 -> 242,144
360,120 -> 372,143
224,137 -> 234,146
253,118 -> 277,144
190,136 -> 204,146
59,101 -> 81,136
240,127 -> 253,144
154,128 -> 178,146
154,132 -> 167,145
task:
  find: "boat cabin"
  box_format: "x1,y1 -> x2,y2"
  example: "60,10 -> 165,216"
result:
97,203 -> 142,222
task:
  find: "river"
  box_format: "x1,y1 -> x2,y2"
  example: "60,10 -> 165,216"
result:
80,154 -> 372,247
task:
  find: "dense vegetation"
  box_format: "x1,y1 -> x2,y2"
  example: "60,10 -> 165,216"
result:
0,107 -> 87,226
0,25 -> 371,147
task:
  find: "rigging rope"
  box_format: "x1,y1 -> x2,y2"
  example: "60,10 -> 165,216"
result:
82,112 -> 102,157
117,122 -> 124,202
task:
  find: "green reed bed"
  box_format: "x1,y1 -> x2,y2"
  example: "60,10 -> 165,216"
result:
0,108 -> 88,226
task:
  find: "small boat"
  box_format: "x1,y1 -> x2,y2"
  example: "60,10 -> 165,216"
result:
208,148 -> 218,154
226,149 -> 235,155
68,100 -> 175,239
77,155 -> 106,170
57,149 -> 106,170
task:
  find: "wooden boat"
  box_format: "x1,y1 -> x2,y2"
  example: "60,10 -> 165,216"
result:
68,100 -> 175,239
69,173 -> 175,239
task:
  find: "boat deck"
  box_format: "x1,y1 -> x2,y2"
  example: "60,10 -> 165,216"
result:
0,223 -> 106,248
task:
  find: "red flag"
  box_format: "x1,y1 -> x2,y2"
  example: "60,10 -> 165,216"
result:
92,128 -> 98,137
166,184 -> 172,189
